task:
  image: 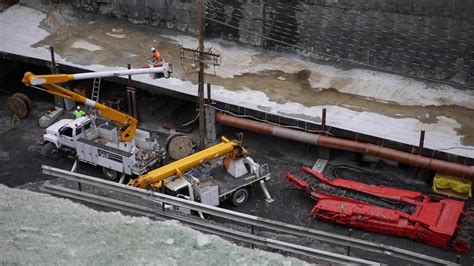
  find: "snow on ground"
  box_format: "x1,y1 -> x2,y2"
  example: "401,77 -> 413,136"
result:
164,35 -> 474,109
71,40 -> 103,51
105,32 -> 126,39
1,5 -> 473,158
140,74 -> 470,156
0,5 -> 51,58
0,184 -> 307,265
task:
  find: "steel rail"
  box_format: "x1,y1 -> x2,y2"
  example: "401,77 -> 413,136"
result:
42,183 -> 378,265
42,165 -> 458,266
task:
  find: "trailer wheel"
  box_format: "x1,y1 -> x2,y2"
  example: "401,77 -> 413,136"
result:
102,167 -> 118,181
232,188 -> 249,207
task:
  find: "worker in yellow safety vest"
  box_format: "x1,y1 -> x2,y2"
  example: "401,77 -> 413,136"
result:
72,106 -> 86,119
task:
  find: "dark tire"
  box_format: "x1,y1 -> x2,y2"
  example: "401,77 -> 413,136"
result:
12,93 -> 32,110
102,167 -> 118,181
40,142 -> 63,159
6,95 -> 28,118
231,188 -> 249,207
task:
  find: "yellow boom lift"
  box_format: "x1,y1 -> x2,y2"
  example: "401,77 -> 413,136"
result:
129,134 -> 273,207
22,64 -> 172,180
22,64 -> 171,142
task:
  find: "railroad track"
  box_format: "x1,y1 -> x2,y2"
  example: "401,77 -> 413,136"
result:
42,165 -> 458,266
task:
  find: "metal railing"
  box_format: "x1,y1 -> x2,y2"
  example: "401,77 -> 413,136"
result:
41,165 -> 458,266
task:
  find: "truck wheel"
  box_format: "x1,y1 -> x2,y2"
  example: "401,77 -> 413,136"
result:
231,188 -> 249,207
41,142 -> 63,159
102,167 -> 118,181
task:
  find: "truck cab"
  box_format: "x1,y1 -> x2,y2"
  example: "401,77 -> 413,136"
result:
43,116 -> 95,149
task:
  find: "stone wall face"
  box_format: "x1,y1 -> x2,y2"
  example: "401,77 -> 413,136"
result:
279,1 -> 474,85
72,0 -> 198,33
68,0 -> 474,86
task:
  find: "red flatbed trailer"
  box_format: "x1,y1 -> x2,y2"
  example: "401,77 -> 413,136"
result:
287,166 -> 472,253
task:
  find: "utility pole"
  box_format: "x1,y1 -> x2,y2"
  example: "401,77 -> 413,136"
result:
180,1 -> 220,149
126,63 -> 138,119
49,46 -> 64,109
197,0 -> 206,150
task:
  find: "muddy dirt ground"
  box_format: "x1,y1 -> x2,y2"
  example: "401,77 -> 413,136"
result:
1,63 -> 473,265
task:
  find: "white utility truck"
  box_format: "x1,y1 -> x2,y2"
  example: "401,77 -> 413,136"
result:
42,116 -> 165,180
23,64 -> 172,180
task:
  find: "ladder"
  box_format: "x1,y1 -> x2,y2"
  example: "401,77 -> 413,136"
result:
89,78 -> 101,112
91,78 -> 101,102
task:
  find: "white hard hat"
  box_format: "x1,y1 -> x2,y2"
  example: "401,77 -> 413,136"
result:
151,47 -> 156,52
77,106 -> 81,110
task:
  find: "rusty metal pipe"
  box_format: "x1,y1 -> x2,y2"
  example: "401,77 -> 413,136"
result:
216,112 -> 474,178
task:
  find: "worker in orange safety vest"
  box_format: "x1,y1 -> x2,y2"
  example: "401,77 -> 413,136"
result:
151,47 -> 162,63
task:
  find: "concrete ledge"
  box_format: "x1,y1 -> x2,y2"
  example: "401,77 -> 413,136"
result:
39,107 -> 63,128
